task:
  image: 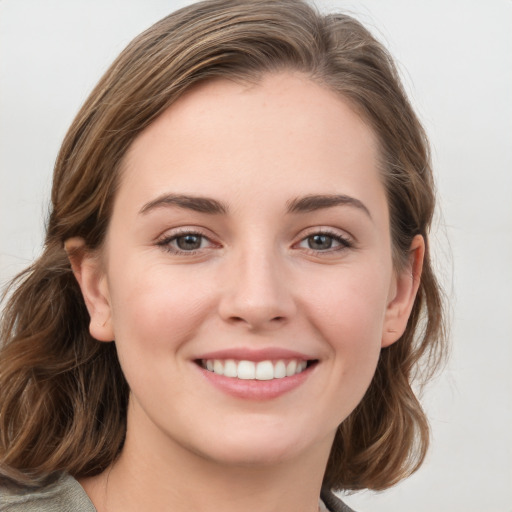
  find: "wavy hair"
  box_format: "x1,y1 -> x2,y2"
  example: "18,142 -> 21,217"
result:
0,0 -> 446,491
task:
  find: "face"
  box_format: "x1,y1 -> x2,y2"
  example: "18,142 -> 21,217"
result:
74,72 -> 420,469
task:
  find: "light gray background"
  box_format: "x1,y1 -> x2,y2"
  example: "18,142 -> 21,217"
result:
1,1 -> 511,511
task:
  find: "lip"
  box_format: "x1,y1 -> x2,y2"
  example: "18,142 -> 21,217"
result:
194,347 -> 315,362
193,347 -> 318,401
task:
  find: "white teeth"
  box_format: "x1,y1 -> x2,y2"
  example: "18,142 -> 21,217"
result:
255,361 -> 274,380
237,360 -> 256,379
274,360 -> 286,379
213,359 -> 224,376
202,358 -> 310,380
224,359 -> 237,378
286,360 -> 297,377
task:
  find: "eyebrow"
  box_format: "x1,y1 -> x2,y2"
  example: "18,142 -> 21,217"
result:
139,192 -> 371,219
140,194 -> 229,215
286,194 -> 372,219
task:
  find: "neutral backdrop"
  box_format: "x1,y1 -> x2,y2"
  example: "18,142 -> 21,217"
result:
1,1 -> 511,511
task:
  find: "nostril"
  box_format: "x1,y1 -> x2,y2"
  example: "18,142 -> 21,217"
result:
229,315 -> 285,323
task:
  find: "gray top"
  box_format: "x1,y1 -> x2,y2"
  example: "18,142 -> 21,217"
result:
0,473 -> 355,512
0,474 -> 95,511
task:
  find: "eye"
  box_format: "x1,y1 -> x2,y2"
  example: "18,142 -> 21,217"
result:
297,231 -> 352,252
157,230 -> 216,254
173,234 -> 205,251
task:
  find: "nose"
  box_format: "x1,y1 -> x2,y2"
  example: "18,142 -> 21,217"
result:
218,246 -> 296,331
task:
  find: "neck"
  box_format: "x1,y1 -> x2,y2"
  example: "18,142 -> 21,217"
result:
81,400 -> 333,512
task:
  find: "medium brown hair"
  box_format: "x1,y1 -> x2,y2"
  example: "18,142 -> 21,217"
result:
0,0 -> 446,491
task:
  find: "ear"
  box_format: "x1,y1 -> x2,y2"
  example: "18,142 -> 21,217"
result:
381,234 -> 425,348
64,237 -> 114,342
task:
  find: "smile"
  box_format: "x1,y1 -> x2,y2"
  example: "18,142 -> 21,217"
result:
200,359 -> 309,380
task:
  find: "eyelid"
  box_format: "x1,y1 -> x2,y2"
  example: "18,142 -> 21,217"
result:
294,227 -> 354,252
154,225 -> 354,256
156,227 -> 220,255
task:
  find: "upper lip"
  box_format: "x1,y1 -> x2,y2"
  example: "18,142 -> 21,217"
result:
195,347 -> 317,362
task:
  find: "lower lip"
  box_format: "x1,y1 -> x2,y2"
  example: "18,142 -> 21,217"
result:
196,364 -> 314,400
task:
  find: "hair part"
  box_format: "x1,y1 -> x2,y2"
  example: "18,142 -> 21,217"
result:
0,0 -> 446,491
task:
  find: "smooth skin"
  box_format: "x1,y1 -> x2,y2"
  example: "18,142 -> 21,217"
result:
66,72 -> 424,512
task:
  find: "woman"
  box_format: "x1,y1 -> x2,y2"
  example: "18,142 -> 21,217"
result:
0,1 -> 446,510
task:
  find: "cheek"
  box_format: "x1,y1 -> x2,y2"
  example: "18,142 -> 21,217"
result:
105,266 -> 217,416
303,266 -> 391,403
107,262 -> 213,359
308,266 -> 390,345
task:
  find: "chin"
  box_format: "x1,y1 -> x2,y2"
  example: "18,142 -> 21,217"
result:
185,420 -> 328,468
200,441 -> 302,468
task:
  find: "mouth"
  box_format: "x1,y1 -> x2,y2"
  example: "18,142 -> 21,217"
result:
196,358 -> 318,381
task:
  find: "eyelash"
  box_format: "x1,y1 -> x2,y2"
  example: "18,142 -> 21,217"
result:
295,229 -> 353,254
156,228 -> 353,256
156,229 -> 215,255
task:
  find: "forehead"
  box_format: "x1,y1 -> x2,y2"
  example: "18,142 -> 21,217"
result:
118,72 -> 384,214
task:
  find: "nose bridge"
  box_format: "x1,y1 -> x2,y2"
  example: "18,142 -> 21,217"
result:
219,237 -> 295,329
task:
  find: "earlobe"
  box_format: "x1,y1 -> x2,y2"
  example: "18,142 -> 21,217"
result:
381,235 -> 425,348
64,237 -> 114,342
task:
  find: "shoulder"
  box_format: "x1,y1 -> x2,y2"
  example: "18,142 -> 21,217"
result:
0,473 -> 96,512
320,487 -> 357,512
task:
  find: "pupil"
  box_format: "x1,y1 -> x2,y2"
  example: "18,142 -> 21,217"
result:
177,235 -> 201,250
309,235 -> 332,250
